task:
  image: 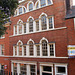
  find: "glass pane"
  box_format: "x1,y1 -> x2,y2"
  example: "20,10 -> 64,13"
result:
57,67 -> 66,73
29,3 -> 33,11
19,7 -> 22,14
29,41 -> 33,56
41,15 -> 47,30
42,73 -> 52,75
41,0 -> 46,7
42,40 -> 48,56
29,18 -> 33,32
43,66 -> 52,72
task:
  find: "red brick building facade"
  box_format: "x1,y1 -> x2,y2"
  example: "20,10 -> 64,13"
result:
0,0 -> 75,75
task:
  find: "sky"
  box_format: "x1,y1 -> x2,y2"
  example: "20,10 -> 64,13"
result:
73,0 -> 75,5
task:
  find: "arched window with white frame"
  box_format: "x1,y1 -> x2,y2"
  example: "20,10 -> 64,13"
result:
41,15 -> 47,30
29,41 -> 34,56
17,19 -> 23,34
40,0 -> 46,7
29,2 -> 33,11
42,40 -> 48,56
17,40 -> 23,56
29,18 -> 33,32
19,7 -> 22,14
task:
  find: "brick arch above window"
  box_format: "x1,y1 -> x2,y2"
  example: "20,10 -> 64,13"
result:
40,37 -> 48,43
27,39 -> 35,45
17,40 -> 23,45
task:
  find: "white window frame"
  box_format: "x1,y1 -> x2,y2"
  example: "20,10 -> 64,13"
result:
55,64 -> 68,75
11,61 -> 37,75
40,63 -> 53,75
27,1 -> 34,12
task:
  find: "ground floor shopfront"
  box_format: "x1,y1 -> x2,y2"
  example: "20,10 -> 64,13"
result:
0,57 -> 75,75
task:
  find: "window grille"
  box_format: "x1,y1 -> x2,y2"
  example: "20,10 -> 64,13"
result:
42,40 -> 48,56
29,18 -> 33,32
29,41 -> 34,56
41,15 -> 47,30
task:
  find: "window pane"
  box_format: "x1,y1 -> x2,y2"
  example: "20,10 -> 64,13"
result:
41,15 -> 47,30
29,41 -> 34,56
48,0 -> 52,5
19,24 -> 22,34
13,63 -> 17,75
15,46 -> 17,55
42,40 -> 48,56
36,21 -> 39,31
42,73 -> 52,75
29,18 -> 33,32
20,64 -> 27,75
24,46 -> 26,56
41,0 -> 46,7
43,66 -> 52,72
24,24 -> 26,33
19,7 -> 22,14
30,65 -> 36,75
14,25 -> 17,34
36,45 -> 40,56
29,3 -> 33,11
19,42 -> 22,56
50,44 -> 54,56
49,17 -> 53,29
57,67 -> 66,73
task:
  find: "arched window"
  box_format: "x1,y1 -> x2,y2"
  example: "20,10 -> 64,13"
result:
17,19 -> 23,34
29,18 -> 33,32
19,7 -> 22,14
29,3 -> 33,11
40,0 -> 46,7
18,42 -> 22,56
41,15 -> 47,30
42,40 -> 48,56
29,41 -> 34,56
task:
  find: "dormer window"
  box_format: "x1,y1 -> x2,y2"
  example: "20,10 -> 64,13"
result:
19,7 -> 22,14
29,3 -> 33,11
40,0 -> 46,7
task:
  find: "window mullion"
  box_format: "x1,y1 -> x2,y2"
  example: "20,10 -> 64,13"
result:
48,44 -> 50,57
34,45 -> 36,56
26,22 -> 29,33
17,46 -> 19,56
46,0 -> 48,6
22,46 -> 24,56
17,63 -> 20,75
13,46 -> 15,56
17,25 -> 19,35
40,44 -> 42,56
